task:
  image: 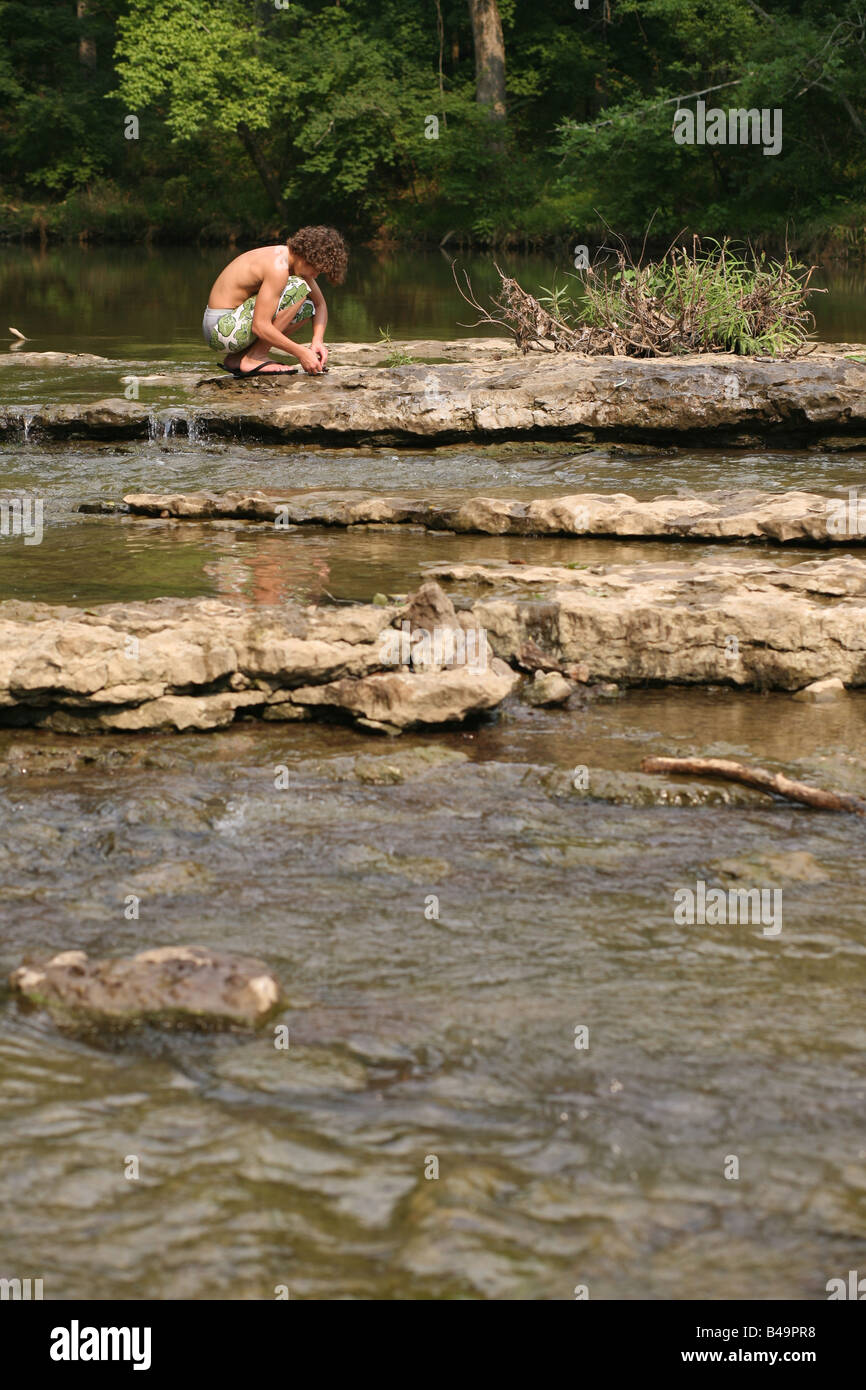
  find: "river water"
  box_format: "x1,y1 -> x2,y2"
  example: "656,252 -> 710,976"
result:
2,245 -> 866,358
0,250 -> 864,1301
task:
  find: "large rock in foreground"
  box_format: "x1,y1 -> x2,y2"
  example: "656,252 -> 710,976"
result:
85,486 -> 866,546
1,558 -> 865,717
437,555 -> 866,690
6,351 -> 866,444
0,584 -> 517,733
9,946 -> 283,1030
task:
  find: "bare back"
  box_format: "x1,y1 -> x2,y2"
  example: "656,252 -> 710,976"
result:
208,245 -> 290,309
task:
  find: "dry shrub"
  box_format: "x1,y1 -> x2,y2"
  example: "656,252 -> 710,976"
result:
454,236 -> 822,358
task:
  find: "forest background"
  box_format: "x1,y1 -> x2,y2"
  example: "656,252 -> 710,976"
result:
1,0 -> 864,255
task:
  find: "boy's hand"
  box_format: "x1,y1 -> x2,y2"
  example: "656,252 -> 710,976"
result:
296,346 -> 324,375
312,342 -> 329,368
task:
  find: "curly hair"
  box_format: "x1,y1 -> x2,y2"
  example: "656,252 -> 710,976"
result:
288,226 -> 348,284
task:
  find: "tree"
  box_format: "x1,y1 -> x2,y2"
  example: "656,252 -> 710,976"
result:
467,0 -> 505,120
114,0 -> 287,215
76,0 -> 96,69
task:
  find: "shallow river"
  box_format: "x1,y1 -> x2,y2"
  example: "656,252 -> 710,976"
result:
0,252 -> 864,1301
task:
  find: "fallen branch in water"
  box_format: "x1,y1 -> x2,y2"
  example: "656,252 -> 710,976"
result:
640,756 -> 866,814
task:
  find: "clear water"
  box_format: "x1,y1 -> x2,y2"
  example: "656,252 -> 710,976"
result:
1,253 -> 865,1301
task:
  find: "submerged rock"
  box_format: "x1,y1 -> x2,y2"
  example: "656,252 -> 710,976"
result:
347,746 -> 470,783
710,851 -> 830,884
9,946 -> 284,1030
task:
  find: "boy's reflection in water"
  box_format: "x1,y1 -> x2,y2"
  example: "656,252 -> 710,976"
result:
202,535 -> 331,607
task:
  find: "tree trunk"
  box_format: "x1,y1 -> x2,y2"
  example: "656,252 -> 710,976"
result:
236,121 -> 288,220
467,0 -> 506,120
76,0 -> 97,68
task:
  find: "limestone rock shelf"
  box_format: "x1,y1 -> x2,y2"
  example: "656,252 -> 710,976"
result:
0,583 -> 517,734
82,486 -> 866,545
1,561 -> 865,734
5,347 -> 866,444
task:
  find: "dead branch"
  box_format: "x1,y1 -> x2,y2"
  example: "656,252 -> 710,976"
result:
452,237 -> 820,359
640,756 -> 866,814
450,259 -> 517,340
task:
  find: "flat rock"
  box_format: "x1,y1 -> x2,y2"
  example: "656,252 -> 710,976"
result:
451,555 -> 866,689
84,486 -> 866,545
0,584 -> 517,733
2,555 -> 864,711
0,351 -> 117,368
8,352 -> 866,443
9,946 -> 284,1030
299,337 -> 518,366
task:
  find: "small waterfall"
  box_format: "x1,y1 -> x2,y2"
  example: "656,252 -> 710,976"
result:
187,410 -> 205,443
18,407 -> 38,444
147,408 -> 205,442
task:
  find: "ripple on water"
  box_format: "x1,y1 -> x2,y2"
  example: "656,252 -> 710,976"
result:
0,706 -> 864,1297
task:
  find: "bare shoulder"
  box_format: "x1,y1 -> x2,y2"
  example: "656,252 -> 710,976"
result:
251,244 -> 290,283
208,244 -> 288,308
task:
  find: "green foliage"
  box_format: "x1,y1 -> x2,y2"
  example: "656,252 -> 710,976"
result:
537,273 -> 580,323
114,0 -> 285,140
555,0 -> 866,243
566,239 -> 819,356
0,0 -> 127,196
377,325 -> 417,365
0,0 -> 864,247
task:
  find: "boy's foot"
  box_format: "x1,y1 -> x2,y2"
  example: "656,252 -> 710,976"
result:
233,355 -> 297,378
219,355 -> 297,378
234,362 -> 299,379
221,353 -> 297,375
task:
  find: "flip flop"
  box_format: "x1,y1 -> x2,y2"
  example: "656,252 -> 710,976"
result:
235,363 -> 299,378
217,362 -> 241,377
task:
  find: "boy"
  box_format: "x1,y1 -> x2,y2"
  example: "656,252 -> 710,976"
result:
202,225 -> 347,377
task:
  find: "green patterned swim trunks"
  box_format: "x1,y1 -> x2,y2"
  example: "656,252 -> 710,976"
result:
202,276 -> 315,352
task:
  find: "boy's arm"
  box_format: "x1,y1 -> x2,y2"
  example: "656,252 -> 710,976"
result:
251,267 -> 321,372
309,280 -> 328,365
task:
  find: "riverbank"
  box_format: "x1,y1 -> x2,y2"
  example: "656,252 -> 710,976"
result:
3,193 -> 866,264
